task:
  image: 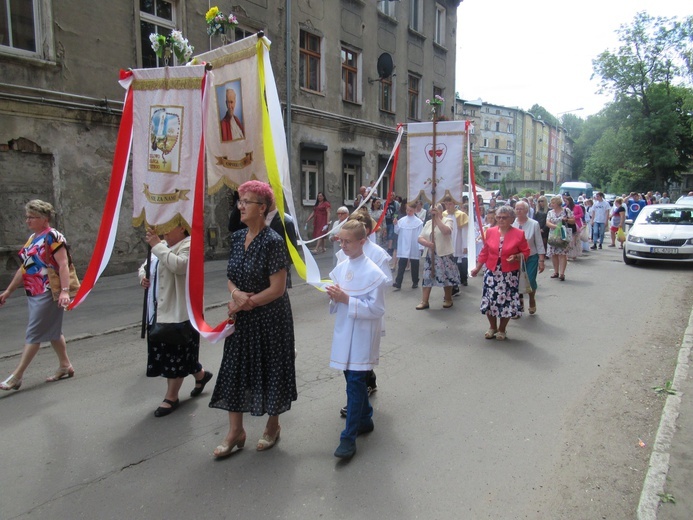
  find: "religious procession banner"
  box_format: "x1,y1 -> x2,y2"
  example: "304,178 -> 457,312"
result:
195,36 -> 315,284
129,65 -> 207,233
194,36 -> 266,194
407,120 -> 467,204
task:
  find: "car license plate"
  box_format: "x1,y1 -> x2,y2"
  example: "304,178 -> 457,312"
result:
651,247 -> 677,254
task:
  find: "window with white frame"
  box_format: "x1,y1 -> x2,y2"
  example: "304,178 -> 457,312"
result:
378,0 -> 396,18
300,30 -> 322,93
408,74 -> 420,120
140,0 -> 177,68
341,46 -> 360,103
0,0 -> 52,58
434,4 -> 446,45
234,25 -> 256,42
507,123 -> 513,132
380,76 -> 394,113
482,138 -> 489,148
507,141 -> 513,150
409,0 -> 423,32
343,159 -> 361,206
301,159 -> 319,205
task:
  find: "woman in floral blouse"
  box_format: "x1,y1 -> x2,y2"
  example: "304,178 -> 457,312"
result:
0,200 -> 75,391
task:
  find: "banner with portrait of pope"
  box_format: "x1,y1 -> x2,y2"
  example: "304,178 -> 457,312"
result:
195,36 -> 266,193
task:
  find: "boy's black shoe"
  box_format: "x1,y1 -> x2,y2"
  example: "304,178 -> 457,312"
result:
590,245 -> 597,250
412,283 -> 418,289
598,244 -> 602,249
392,283 -> 401,290
340,406 -> 347,418
334,439 -> 356,459
451,286 -> 460,296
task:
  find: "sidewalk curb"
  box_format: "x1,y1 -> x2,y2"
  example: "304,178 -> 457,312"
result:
637,306 -> 693,519
0,301 -> 230,361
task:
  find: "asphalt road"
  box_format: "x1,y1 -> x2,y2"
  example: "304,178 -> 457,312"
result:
1,247 -> 691,519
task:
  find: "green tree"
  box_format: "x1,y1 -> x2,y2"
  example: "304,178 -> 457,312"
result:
591,12 -> 693,191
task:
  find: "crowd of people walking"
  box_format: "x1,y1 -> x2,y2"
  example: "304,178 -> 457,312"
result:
1,187 -> 681,461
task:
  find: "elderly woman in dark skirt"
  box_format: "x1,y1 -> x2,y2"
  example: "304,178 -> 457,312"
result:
210,180 -> 297,458
139,224 -> 213,417
0,200 -> 75,390
471,205 -> 530,341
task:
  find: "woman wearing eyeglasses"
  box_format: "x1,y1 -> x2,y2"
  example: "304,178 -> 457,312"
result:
0,200 -> 75,390
471,205 -> 530,341
209,181 -> 297,459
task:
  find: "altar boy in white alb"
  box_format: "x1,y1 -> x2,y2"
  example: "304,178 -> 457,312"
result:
326,220 -> 388,459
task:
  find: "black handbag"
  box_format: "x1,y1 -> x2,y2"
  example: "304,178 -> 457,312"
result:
148,320 -> 195,345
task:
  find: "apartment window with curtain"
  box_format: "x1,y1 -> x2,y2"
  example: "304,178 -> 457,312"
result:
1,0 -> 53,59
140,0 -> 177,68
300,30 -> 321,92
343,159 -> 361,206
301,160 -> 319,205
341,46 -> 359,103
409,0 -> 423,32
434,3 -> 446,45
380,76 -> 394,113
408,74 -> 420,120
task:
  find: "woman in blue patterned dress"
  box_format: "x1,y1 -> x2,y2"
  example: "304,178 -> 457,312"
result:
209,181 -> 297,458
0,200 -> 75,390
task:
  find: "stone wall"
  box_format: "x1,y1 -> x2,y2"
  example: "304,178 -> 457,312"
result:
0,99 -> 230,287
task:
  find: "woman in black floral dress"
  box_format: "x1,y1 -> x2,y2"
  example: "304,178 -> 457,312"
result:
209,181 -> 297,458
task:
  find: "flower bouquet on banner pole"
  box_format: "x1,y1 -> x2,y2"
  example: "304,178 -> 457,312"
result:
206,6 -> 239,46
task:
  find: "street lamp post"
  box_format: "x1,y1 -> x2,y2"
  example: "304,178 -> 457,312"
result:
552,107 -> 583,193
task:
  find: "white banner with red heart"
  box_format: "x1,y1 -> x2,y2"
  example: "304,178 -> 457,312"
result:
407,121 -> 466,204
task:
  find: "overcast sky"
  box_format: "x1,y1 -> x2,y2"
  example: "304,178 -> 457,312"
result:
455,0 -> 689,118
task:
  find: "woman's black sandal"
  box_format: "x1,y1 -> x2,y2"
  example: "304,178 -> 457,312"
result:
190,371 -> 213,397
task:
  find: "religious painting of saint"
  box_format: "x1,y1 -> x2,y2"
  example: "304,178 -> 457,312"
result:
217,80 -> 245,142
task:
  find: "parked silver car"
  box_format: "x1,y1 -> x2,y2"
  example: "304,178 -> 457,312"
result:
623,204 -> 693,265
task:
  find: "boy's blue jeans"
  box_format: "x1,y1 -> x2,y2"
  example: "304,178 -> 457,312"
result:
341,370 -> 373,444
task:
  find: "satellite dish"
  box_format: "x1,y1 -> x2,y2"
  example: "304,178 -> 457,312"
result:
377,53 -> 394,79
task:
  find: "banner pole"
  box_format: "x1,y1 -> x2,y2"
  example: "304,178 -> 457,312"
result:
430,110 -> 438,278
140,246 -> 151,339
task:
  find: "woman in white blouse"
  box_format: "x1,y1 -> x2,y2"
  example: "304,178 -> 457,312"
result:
512,201 -> 546,315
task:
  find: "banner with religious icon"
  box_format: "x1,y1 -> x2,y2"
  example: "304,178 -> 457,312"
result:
129,65 -> 207,233
407,121 -> 467,204
194,36 -> 266,194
